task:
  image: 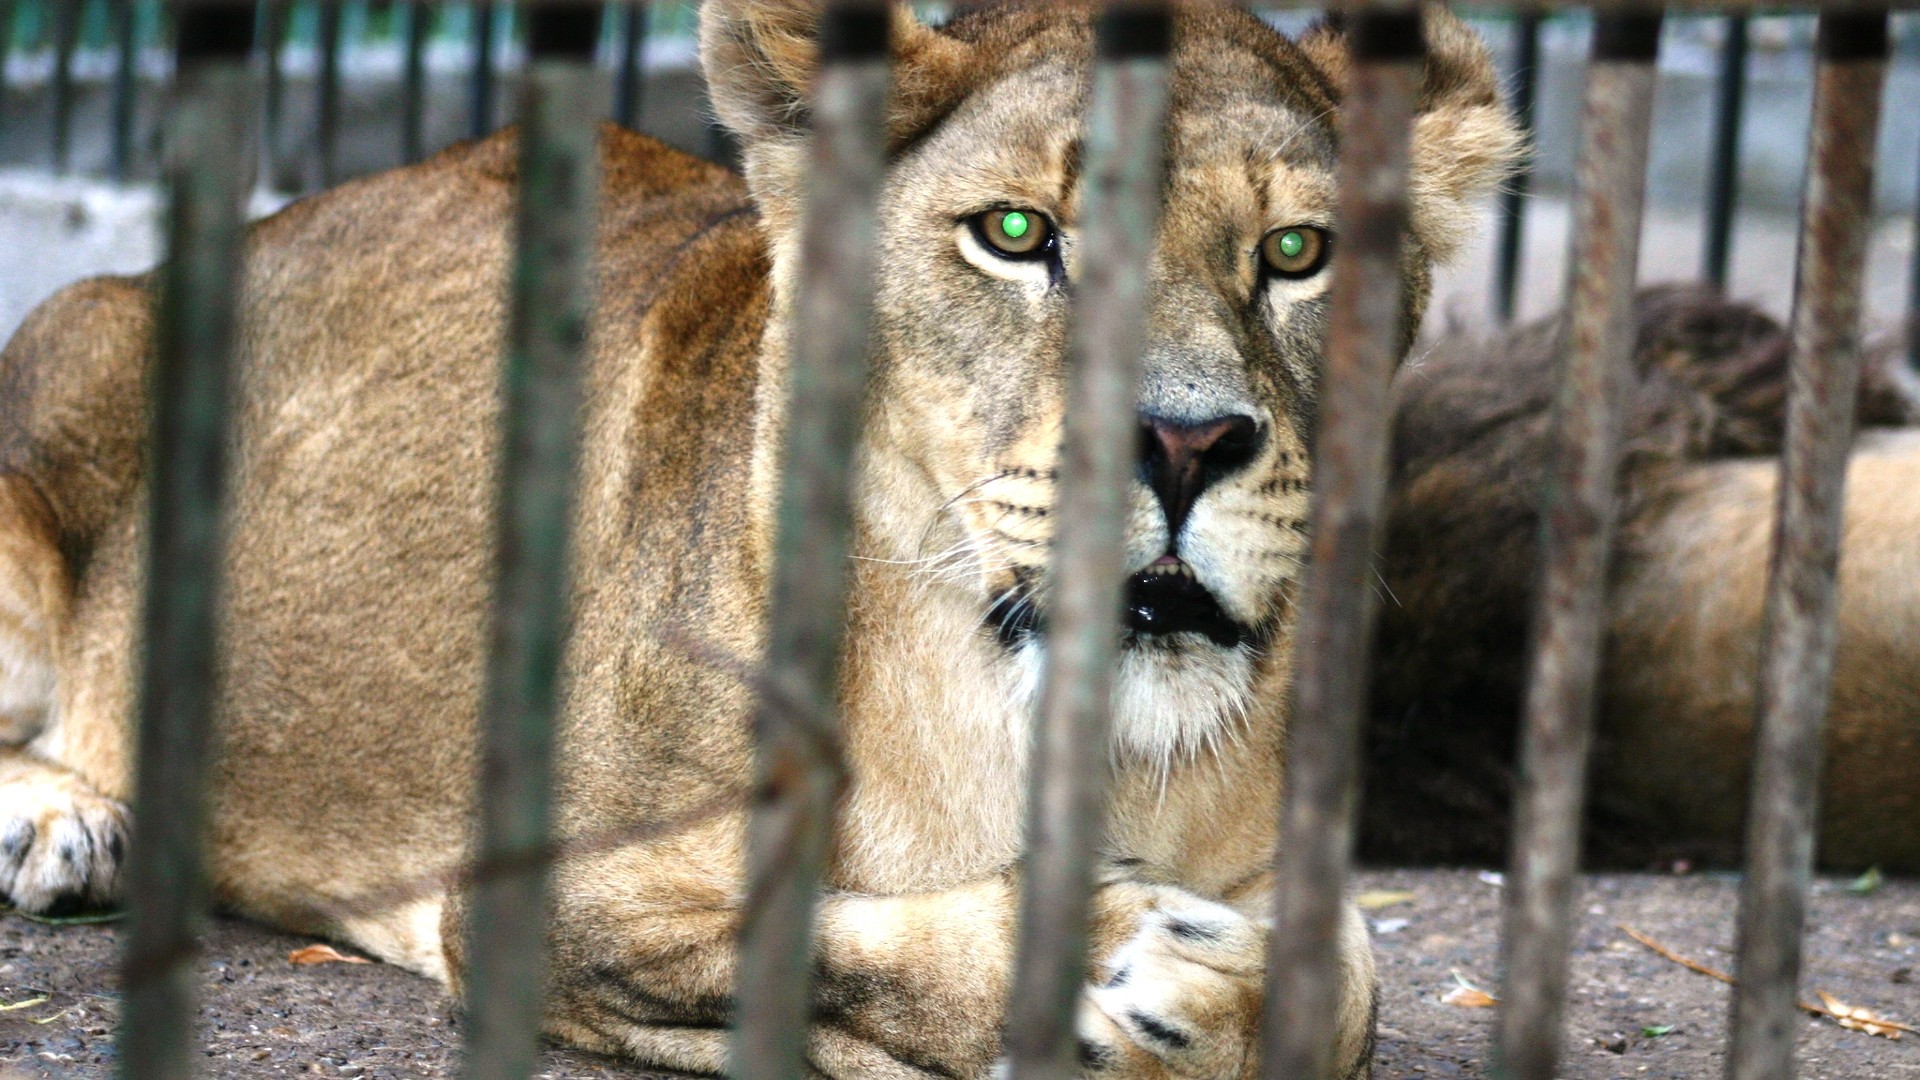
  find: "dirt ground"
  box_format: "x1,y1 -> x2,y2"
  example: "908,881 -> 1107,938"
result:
2,869 -> 1914,1079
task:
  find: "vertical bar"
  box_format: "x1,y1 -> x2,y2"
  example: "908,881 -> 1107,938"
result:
469,0 -> 496,139
1262,10 -> 1422,1080
458,5 -> 603,1080
727,2 -> 888,1078
402,0 -> 430,162
1494,10 -> 1540,325
1492,14 -> 1662,1080
51,0 -> 80,172
261,0 -> 289,187
115,6 -> 257,1080
111,0 -> 139,181
612,0 -> 643,130
1909,134 -> 1919,375
1703,14 -> 1749,290
0,0 -> 17,150
1002,8 -> 1172,1080
317,0 -> 342,186
1727,14 -> 1888,1080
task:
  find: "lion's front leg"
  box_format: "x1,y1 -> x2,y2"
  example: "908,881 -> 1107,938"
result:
493,833 -> 1373,1080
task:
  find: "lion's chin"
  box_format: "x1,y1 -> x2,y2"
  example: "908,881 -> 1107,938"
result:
1003,630 -> 1260,763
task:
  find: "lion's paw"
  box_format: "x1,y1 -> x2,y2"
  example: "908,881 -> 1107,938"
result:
0,771 -> 127,913
1080,893 -> 1264,1080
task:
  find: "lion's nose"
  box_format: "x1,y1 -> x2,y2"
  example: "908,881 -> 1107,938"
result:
1137,412 -> 1264,542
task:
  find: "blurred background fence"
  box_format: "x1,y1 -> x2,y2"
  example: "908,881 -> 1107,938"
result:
1,4 -> 1917,351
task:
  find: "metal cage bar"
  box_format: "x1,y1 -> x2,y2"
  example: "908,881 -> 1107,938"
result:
317,0 -> 344,187
1726,12 -> 1889,1080
111,0 -> 140,181
1262,9 -> 1424,1079
470,0 -> 498,140
1703,12 -> 1750,289
50,0 -> 80,172
115,6 -> 258,1080
728,4 -> 890,1079
403,0 -> 431,162
1001,8 -> 1173,1080
458,5 -> 605,1080
1493,14 -> 1662,1080
1494,9 -> 1540,324
613,0 -> 645,131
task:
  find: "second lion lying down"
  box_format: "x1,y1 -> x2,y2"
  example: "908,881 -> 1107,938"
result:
0,2 -> 1520,1077
1367,285 -> 1920,873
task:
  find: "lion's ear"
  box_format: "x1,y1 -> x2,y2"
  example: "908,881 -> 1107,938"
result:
700,0 -> 977,146
1296,8 -> 1524,263
1408,8 -> 1524,261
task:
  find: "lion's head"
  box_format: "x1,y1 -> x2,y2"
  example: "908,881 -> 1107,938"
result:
702,1 -> 1520,761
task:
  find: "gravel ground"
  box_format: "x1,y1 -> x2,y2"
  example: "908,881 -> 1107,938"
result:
2,870 -> 1915,1079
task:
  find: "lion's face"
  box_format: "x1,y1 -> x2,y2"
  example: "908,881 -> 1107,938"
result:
705,2 -> 1519,759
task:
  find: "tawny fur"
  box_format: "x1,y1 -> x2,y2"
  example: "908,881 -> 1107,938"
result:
0,3 -> 1518,1076
1367,285 -> 1920,872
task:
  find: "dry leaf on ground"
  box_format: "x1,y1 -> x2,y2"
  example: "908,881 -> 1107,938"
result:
1356,890 -> 1416,911
1441,970 -> 1498,1008
1818,992 -> 1903,1040
288,943 -> 372,966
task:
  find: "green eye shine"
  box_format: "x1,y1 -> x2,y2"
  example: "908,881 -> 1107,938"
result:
1260,225 -> 1330,278
976,209 -> 1053,258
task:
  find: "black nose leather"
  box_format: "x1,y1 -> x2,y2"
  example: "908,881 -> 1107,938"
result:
1137,413 -> 1263,540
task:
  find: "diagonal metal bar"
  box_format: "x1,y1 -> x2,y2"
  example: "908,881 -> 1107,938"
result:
116,7 -> 257,1080
458,5 -> 606,1080
1262,9 -> 1423,1080
50,0 -> 79,172
1492,14 -> 1662,1080
1727,13 -> 1888,1080
317,0 -> 343,187
1002,7 -> 1172,1080
470,0 -> 499,140
728,4 -> 890,1080
111,0 -> 140,181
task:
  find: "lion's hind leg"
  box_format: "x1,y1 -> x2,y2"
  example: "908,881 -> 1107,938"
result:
0,475 -> 127,912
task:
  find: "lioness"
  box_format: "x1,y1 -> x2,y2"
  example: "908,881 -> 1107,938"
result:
0,2 -> 1517,1075
1366,286 -> 1920,873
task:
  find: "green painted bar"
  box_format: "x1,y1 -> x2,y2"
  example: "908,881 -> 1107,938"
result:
457,5 -> 604,1080
115,6 -> 257,1080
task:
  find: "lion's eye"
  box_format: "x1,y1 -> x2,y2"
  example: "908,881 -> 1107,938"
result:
973,209 -> 1054,259
1259,226 -> 1330,279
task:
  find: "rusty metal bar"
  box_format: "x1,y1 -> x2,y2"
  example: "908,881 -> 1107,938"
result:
1727,13 -> 1888,1080
458,5 -> 604,1080
1492,14 -> 1662,1080
403,0 -> 431,161
728,2 -> 889,1079
613,0 -> 644,130
1494,10 -> 1540,324
115,6 -> 257,1080
469,0 -> 497,139
1704,13 -> 1750,289
1262,10 -> 1423,1080
1002,7 -> 1172,1080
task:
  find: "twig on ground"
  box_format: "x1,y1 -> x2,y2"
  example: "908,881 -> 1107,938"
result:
1617,923 -> 1914,1039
